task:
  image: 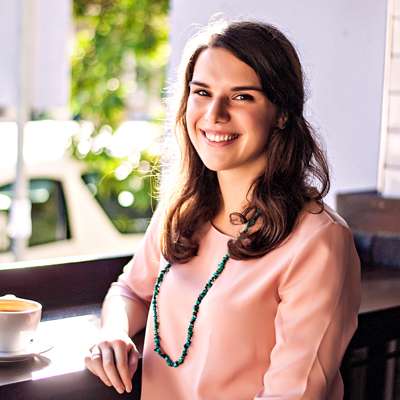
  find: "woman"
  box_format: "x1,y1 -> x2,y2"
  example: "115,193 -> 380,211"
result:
85,20 -> 361,399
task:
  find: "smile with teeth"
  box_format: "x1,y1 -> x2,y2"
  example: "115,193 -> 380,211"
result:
202,130 -> 239,143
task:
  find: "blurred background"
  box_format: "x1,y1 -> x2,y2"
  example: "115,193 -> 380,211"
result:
0,0 -> 398,265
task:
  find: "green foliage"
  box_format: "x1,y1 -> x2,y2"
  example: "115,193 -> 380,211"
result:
82,150 -> 160,233
70,0 -> 168,232
71,0 -> 169,130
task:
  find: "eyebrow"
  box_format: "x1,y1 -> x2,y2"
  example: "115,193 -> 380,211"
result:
189,80 -> 263,92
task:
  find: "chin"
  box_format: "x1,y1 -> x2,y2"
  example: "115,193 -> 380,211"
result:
202,161 -> 232,172
202,163 -> 219,172
197,154 -> 238,172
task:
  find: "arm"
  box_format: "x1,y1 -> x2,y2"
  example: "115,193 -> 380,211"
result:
255,222 -> 361,399
101,295 -> 148,338
85,208 -> 162,394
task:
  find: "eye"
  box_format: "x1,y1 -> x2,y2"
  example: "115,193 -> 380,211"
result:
233,93 -> 254,101
192,89 -> 210,97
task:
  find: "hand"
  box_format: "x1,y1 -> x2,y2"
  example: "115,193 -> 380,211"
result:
85,329 -> 139,394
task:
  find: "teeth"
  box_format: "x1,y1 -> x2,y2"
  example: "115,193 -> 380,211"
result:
204,131 -> 237,142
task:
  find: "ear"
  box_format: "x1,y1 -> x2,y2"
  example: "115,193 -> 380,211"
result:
275,111 -> 288,130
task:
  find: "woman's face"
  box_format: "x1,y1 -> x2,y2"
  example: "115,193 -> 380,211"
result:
185,47 -> 277,176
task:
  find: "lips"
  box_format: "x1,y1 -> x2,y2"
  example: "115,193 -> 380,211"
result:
200,129 -> 239,145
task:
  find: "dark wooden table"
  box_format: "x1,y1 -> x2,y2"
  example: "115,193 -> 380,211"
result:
0,305 -> 142,400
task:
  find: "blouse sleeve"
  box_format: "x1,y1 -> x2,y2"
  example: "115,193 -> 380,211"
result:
105,207 -> 162,307
255,221 -> 361,399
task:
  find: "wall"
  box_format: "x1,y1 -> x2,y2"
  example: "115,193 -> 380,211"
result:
168,0 -> 389,208
380,0 -> 400,197
0,0 -> 71,111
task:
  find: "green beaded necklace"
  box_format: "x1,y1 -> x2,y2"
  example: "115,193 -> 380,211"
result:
152,212 -> 259,368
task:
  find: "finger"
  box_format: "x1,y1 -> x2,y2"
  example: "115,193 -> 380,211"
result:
84,351 -> 112,387
99,344 -> 125,394
128,347 -> 139,379
114,344 -> 133,393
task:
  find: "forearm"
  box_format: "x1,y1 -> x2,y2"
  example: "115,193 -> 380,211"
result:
101,295 -> 148,338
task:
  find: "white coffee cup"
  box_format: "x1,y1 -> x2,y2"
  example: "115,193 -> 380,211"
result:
0,294 -> 42,353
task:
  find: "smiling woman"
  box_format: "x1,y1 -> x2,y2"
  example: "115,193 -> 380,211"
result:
85,20 -> 361,400
186,47 -> 279,185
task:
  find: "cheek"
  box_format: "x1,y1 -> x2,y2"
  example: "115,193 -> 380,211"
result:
185,104 -> 198,146
186,96 -> 205,126
250,110 -> 275,138
185,102 -> 196,133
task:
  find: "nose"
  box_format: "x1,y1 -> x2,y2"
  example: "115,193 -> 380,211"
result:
205,97 -> 230,124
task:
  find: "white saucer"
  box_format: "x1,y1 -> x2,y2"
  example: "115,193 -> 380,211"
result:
0,340 -> 53,363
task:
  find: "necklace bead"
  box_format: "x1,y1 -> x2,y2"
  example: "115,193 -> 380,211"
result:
152,252 -> 230,367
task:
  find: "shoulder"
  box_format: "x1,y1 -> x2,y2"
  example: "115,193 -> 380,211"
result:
278,201 -> 354,257
293,200 -> 351,238
140,205 -> 166,248
278,202 -> 359,289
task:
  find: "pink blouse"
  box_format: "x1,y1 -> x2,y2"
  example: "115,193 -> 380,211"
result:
106,202 -> 361,399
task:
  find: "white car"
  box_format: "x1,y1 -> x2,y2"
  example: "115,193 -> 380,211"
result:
0,120 -> 160,266
0,157 -> 148,265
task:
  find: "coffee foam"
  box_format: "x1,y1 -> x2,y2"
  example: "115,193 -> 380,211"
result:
0,300 -> 39,312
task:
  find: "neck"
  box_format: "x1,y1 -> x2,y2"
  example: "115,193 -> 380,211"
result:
216,168 -> 258,221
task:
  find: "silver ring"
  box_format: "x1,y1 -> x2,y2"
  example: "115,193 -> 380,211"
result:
90,345 -> 102,359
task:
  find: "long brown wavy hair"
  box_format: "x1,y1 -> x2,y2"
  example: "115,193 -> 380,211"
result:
160,20 -> 330,263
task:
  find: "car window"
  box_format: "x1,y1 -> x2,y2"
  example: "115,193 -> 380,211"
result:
81,171 -> 155,234
0,179 -> 70,253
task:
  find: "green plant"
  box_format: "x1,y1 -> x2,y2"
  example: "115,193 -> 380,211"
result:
71,0 -> 169,129
70,0 -> 169,231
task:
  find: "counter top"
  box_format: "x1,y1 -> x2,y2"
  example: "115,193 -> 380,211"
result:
0,305 -> 141,399
360,269 -> 400,313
